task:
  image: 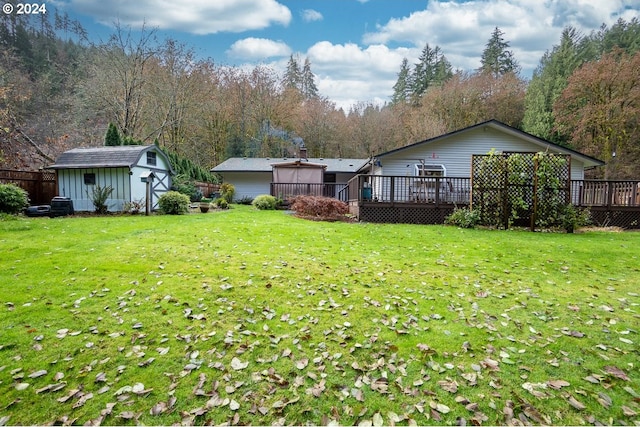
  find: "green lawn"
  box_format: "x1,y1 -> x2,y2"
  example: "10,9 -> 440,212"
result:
0,206 -> 638,426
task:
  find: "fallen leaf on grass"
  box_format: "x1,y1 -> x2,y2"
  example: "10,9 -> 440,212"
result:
57,388 -> 81,403
231,357 -> 248,370
429,401 -> 451,414
28,369 -> 47,378
604,366 -> 630,381
564,393 -> 586,410
35,382 -> 66,394
370,412 -> 382,427
295,358 -> 309,370
438,380 -> 458,393
72,392 -> 93,409
547,379 -> 570,390
596,392 -> 612,409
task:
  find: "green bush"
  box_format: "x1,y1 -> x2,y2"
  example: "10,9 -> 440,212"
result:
219,183 -> 235,204
560,204 -> 591,233
158,191 -> 190,215
445,207 -> 481,228
214,198 -> 229,209
252,194 -> 278,210
170,174 -> 201,202
0,183 -> 29,214
87,184 -> 114,214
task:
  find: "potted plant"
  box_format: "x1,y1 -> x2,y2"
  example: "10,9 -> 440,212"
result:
199,198 -> 212,213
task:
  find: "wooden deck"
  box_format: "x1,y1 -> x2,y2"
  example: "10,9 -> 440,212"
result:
345,175 -> 640,229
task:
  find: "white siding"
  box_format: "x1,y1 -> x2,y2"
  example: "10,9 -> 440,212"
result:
378,127 -> 586,180
221,172 -> 272,201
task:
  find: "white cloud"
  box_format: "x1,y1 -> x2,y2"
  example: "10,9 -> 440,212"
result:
227,38 -> 292,59
304,41 -> 414,109
361,0 -> 635,77
67,0 -> 292,34
301,9 -> 323,22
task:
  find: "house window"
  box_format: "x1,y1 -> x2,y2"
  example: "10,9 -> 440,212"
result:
415,164 -> 445,177
147,151 -> 157,166
84,173 -> 96,185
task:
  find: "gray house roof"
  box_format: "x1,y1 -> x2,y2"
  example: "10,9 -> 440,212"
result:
212,157 -> 370,173
374,120 -> 605,169
49,145 -> 173,171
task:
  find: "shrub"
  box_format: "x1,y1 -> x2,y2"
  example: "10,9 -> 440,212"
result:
219,183 -> 235,204
289,195 -> 349,221
560,204 -> 591,233
214,198 -> 229,209
170,174 -> 201,202
122,198 -> 145,214
0,183 -> 29,214
87,184 -> 114,214
252,194 -> 278,210
445,207 -> 481,229
158,191 -> 190,215
237,196 -> 254,205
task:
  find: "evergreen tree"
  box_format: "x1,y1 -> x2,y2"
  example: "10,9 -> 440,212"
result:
595,17 -> 640,55
480,27 -> 520,76
523,27 -> 586,144
412,44 -> 452,100
104,122 -> 122,146
301,57 -> 319,99
391,58 -> 412,105
283,54 -> 301,90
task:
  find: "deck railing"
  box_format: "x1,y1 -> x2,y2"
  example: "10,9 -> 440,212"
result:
346,175 -> 640,207
347,175 -> 472,205
571,180 -> 640,207
271,182 -> 349,202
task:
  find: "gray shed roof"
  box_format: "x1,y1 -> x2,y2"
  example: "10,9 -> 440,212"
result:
212,157 -> 370,173
49,145 -> 170,170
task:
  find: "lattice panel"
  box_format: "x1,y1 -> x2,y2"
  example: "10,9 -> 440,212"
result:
590,208 -> 640,229
359,206 -> 456,224
472,153 -> 570,228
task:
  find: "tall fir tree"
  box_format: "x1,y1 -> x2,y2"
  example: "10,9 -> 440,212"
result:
301,57 -> 319,99
411,44 -> 452,100
391,58 -> 412,104
480,27 -> 520,76
283,54 -> 302,91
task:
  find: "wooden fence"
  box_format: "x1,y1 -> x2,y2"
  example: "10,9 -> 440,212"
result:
0,169 -> 57,204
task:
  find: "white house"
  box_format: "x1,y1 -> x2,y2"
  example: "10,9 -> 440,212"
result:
211,157 -> 369,201
48,145 -> 173,212
371,120 -> 604,179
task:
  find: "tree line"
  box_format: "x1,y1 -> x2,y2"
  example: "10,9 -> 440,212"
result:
0,8 -> 638,179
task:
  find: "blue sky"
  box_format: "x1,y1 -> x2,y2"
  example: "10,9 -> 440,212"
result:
50,0 -> 639,110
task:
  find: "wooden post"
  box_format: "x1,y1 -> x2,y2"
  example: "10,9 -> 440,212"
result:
145,180 -> 151,216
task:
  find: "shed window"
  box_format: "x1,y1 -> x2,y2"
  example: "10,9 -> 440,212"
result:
147,151 -> 157,166
84,173 -> 96,185
415,164 -> 445,177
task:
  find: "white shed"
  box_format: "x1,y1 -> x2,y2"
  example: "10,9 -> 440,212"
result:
48,145 -> 173,212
